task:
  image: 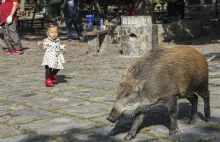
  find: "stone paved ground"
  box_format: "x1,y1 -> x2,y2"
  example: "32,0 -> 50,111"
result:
0,27 -> 220,142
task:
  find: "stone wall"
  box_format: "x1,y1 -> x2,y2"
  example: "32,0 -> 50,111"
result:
120,16 -> 158,57
156,20 -> 204,43
113,17 -> 204,56
108,25 -> 121,44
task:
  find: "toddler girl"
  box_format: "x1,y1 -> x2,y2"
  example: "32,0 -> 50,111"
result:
38,24 -> 67,87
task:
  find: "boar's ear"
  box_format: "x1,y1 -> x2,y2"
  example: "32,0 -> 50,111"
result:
136,86 -> 142,94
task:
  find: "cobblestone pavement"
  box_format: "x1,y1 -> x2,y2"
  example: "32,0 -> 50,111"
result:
0,29 -> 220,142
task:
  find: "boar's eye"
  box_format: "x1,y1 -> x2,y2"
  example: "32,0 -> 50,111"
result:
124,92 -> 130,97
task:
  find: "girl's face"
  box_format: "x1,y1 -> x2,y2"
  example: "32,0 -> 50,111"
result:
46,26 -> 58,40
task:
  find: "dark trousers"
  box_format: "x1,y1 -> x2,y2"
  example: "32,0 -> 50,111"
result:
2,22 -> 22,52
45,65 -> 60,79
66,15 -> 82,39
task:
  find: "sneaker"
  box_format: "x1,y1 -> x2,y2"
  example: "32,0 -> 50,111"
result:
11,50 -> 23,55
16,50 -> 24,54
79,37 -> 84,42
67,39 -> 73,42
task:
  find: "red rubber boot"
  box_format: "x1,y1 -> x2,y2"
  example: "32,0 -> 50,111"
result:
50,73 -> 58,84
45,78 -> 54,87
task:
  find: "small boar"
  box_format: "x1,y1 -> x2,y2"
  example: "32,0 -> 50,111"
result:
107,47 -> 210,140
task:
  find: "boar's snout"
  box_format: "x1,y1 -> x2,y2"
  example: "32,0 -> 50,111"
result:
107,108 -> 121,123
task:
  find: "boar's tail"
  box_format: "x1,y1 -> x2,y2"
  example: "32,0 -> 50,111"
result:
207,55 -> 216,62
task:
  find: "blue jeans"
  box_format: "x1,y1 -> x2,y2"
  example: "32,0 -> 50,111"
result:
66,16 -> 82,39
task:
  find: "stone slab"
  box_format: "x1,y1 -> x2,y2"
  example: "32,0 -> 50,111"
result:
0,102 -> 26,114
0,88 -> 25,96
198,107 -> 220,124
198,94 -> 220,107
28,97 -> 85,109
1,134 -> 47,142
61,88 -> 111,98
89,94 -> 116,105
3,92 -> 55,103
20,117 -> 99,135
60,126 -> 155,142
70,78 -> 118,89
58,103 -> 111,118
0,125 -> 20,138
209,78 -> 220,85
0,108 -> 57,125
209,86 -> 220,95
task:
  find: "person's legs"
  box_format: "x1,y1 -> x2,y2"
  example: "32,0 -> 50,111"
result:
52,69 -> 60,75
51,69 -> 60,83
45,65 -> 54,87
72,15 -> 83,38
3,23 -> 14,52
45,65 -> 52,79
8,22 -> 22,51
66,18 -> 74,40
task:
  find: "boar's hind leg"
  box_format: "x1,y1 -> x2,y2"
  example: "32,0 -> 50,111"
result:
199,90 -> 210,121
168,96 -> 178,135
186,94 -> 198,124
124,113 -> 145,140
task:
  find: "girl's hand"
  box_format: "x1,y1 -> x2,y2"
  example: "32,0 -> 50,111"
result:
38,41 -> 44,46
63,44 -> 67,48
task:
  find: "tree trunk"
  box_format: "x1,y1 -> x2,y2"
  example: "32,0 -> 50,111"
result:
133,0 -> 155,23
133,0 -> 153,15
200,0 -> 205,5
94,0 -> 101,13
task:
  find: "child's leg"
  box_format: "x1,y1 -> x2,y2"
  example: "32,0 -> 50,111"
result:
45,65 -> 52,79
52,69 -> 60,75
45,65 -> 54,87
51,69 -> 60,83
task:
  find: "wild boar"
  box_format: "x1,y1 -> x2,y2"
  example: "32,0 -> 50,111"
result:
107,47 -> 210,140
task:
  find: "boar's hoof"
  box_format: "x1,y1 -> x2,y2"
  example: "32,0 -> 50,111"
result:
207,118 -> 210,122
188,118 -> 196,124
106,117 -> 116,123
206,116 -> 210,122
124,133 -> 134,140
169,128 -> 178,135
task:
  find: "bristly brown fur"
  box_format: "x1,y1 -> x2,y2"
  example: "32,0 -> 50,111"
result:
117,46 -> 208,99
109,46 -> 210,140
117,72 -> 136,97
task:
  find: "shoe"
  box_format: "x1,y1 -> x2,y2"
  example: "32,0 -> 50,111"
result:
4,49 -> 11,55
11,50 -> 23,55
45,78 -> 54,87
79,37 -> 84,42
16,50 -> 23,54
67,39 -> 72,42
50,73 -> 58,84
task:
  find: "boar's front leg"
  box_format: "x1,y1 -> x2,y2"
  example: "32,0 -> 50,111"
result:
167,96 -> 178,135
124,113 -> 145,140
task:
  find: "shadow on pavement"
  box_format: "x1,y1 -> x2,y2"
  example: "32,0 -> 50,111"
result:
56,75 -> 69,83
108,102 -> 211,138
